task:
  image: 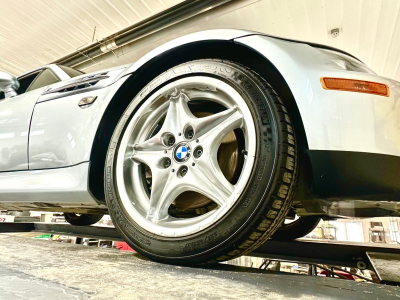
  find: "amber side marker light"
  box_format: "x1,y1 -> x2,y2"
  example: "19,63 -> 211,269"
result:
320,77 -> 390,97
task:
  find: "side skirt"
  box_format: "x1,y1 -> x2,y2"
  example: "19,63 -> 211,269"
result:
0,162 -> 106,212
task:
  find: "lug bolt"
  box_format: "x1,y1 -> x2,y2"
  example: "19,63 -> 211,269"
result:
187,130 -> 194,139
164,158 -> 171,168
168,137 -> 175,146
180,166 -> 188,177
194,146 -> 203,159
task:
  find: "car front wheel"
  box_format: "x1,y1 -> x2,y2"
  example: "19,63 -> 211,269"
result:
105,59 -> 298,265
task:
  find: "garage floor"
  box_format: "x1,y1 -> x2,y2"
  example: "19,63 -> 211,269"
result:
0,234 -> 399,300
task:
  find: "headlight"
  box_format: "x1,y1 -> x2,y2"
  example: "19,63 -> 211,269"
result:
318,48 -> 375,74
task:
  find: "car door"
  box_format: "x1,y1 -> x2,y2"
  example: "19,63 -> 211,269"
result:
0,68 -> 60,171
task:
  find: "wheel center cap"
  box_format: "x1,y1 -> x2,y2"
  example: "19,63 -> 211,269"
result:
173,142 -> 191,163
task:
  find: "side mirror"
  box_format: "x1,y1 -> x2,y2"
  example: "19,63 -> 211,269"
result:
0,71 -> 19,99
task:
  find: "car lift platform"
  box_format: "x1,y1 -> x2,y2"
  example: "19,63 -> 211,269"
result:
1,222 -> 400,286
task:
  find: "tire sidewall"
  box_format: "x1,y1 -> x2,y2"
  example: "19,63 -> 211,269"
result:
105,60 -> 280,263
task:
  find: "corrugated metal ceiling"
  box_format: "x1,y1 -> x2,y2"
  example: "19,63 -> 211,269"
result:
0,0 -> 184,75
1,0 -> 400,82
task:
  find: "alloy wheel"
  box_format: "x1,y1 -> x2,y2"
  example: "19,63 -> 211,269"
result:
115,76 -> 256,237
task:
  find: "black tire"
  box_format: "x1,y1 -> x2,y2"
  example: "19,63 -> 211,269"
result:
64,213 -> 104,226
105,59 -> 298,265
272,216 -> 321,240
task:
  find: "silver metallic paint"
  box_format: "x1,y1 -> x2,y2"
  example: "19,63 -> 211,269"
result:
235,34 -> 400,157
29,68 -> 130,169
38,66 -> 128,103
0,162 -> 96,205
0,87 -> 46,172
27,31 -> 257,172
0,65 -> 72,172
122,29 -> 253,75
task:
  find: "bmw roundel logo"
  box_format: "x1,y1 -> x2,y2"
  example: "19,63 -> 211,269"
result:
174,142 -> 191,163
177,146 -> 188,159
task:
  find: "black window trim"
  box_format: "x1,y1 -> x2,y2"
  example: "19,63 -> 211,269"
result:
19,67 -> 61,94
17,69 -> 42,81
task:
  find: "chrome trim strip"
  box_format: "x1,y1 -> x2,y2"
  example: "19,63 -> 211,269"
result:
42,74 -> 110,95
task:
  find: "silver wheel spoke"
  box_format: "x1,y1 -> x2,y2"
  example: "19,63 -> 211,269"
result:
131,149 -> 175,222
192,106 -> 241,139
189,164 -> 234,207
131,149 -> 165,166
147,169 -> 177,222
131,93 -> 243,223
134,136 -> 165,151
200,110 -> 243,150
162,92 -> 194,134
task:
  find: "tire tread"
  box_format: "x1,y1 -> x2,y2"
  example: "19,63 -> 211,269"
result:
207,61 -> 298,263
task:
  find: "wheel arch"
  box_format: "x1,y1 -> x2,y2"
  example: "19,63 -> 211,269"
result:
89,39 -> 309,201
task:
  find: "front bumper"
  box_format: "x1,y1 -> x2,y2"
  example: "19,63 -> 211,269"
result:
309,150 -> 400,201
237,35 -> 400,201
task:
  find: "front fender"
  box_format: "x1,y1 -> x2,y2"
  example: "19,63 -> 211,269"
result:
121,29 -> 254,75
235,34 -> 400,157
28,74 -> 130,170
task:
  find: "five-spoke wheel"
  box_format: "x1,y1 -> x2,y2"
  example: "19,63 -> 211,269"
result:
116,76 -> 256,237
105,59 -> 297,264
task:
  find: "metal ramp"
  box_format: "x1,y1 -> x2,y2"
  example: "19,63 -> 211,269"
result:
1,222 -> 400,285
367,252 -> 400,285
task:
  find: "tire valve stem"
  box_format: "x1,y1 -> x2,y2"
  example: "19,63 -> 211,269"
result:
242,150 -> 248,156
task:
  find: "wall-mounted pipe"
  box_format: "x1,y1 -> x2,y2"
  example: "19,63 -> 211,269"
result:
53,0 -> 232,68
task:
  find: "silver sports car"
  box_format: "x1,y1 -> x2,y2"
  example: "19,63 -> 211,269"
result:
1,29 -> 399,264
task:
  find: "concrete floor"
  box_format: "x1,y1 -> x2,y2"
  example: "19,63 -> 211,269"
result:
0,234 -> 399,300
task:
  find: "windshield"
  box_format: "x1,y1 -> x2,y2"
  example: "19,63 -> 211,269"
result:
58,65 -> 85,78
